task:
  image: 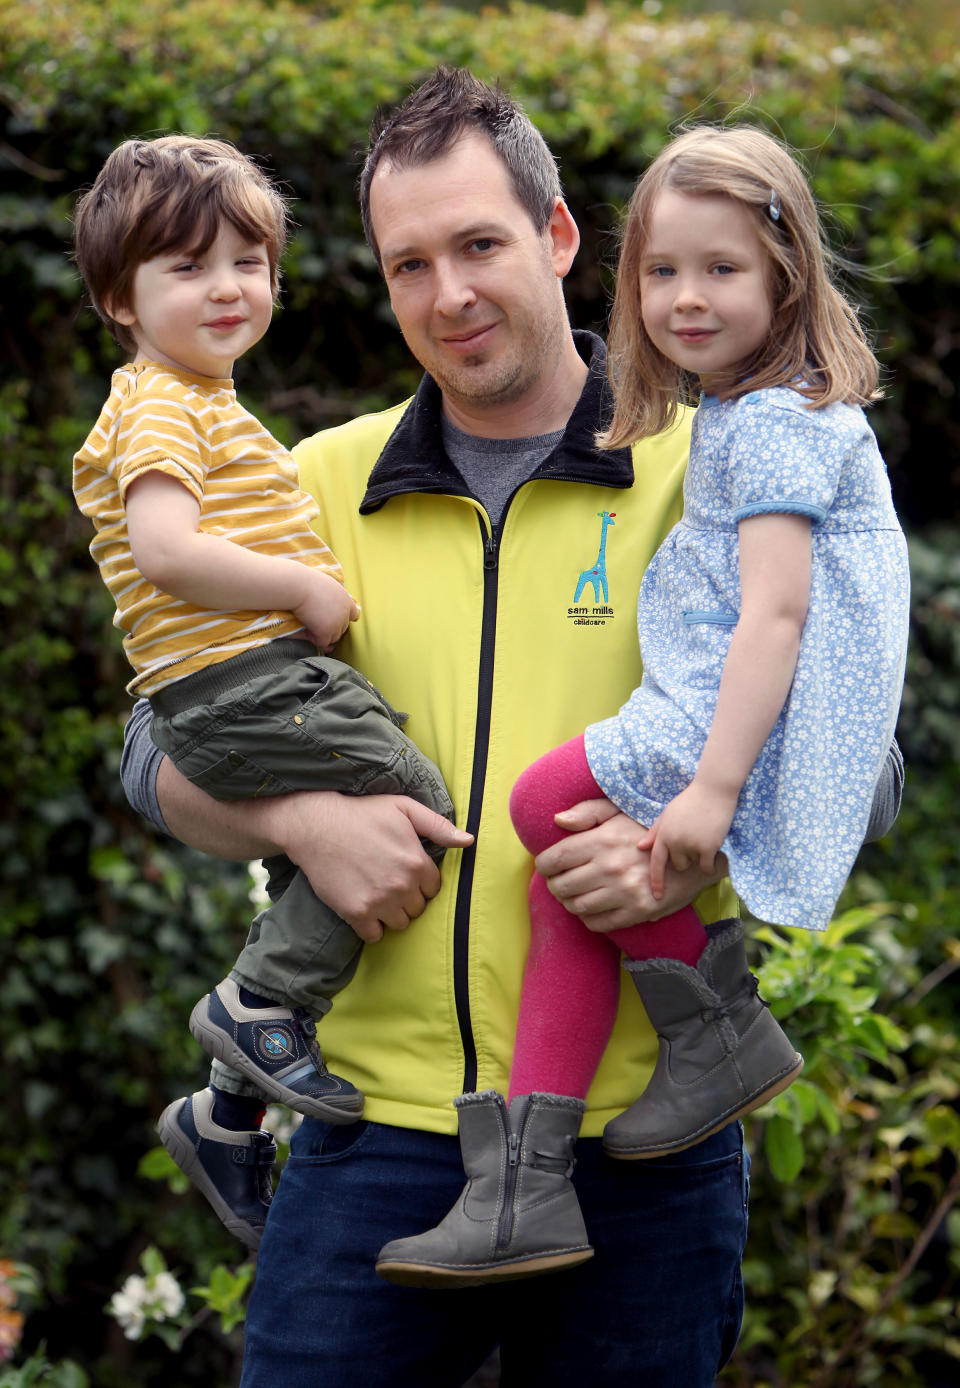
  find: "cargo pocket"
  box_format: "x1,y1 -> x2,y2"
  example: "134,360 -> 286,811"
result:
173,746 -> 290,801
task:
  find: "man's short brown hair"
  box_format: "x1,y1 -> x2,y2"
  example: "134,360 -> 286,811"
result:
358,66 -> 562,269
73,135 -> 290,352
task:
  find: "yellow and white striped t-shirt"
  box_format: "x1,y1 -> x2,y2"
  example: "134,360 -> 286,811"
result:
73,361 -> 344,695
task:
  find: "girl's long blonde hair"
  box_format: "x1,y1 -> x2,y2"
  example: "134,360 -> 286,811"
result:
599,125 -> 881,448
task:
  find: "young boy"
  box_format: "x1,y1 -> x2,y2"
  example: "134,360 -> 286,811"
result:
72,135 -> 463,1250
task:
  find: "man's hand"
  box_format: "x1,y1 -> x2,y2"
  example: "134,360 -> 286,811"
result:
257,790 -> 472,943
535,796 -> 725,932
293,570 -> 361,653
637,781 -> 736,898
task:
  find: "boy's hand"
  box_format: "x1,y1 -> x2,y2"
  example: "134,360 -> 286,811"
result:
637,781 -> 737,899
293,570 -> 361,653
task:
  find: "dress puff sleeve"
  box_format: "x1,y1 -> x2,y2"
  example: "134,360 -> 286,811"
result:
723,388 -> 848,525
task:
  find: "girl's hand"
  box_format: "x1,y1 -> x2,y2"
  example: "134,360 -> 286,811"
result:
638,782 -> 737,898
293,570 -> 361,653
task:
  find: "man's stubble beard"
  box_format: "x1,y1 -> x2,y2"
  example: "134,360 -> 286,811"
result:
422,298 -> 568,414
413,266 -> 568,410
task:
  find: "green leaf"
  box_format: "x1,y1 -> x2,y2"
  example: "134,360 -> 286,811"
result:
922,1104 -> 960,1148
77,925 -> 127,974
137,1145 -> 190,1194
764,1114 -> 805,1182
139,1245 -> 167,1279
191,1260 -> 254,1334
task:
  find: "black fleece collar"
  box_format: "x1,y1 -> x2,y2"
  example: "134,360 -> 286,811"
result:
359,330 -> 634,514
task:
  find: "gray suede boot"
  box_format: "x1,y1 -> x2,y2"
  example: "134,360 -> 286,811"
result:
603,919 -> 803,1160
375,1090 -> 594,1287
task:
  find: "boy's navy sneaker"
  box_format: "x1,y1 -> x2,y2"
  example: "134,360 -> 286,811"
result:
189,978 -> 365,1122
157,1088 -> 276,1251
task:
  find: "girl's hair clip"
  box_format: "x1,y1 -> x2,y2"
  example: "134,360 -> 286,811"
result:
767,189 -> 782,223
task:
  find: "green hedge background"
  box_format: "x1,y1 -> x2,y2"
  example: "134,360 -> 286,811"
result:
1,1 -> 958,1383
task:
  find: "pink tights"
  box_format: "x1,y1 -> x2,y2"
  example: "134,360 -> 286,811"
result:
507,734 -> 708,1103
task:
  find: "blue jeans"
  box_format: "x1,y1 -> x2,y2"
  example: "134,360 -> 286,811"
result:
240,1118 -> 749,1386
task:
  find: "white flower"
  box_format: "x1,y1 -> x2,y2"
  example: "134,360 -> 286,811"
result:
152,1271 -> 185,1317
248,859 -> 271,906
108,1266 -> 185,1340
109,1276 -> 150,1339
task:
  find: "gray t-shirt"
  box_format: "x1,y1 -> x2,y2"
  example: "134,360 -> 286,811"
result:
441,417 -> 563,527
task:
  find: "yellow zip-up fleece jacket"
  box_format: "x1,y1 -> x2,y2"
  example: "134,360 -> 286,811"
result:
293,335 -> 737,1137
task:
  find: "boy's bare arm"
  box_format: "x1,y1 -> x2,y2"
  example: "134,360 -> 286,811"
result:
125,470 -> 359,650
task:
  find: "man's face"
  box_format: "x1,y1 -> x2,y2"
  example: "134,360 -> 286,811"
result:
369,132 -> 577,424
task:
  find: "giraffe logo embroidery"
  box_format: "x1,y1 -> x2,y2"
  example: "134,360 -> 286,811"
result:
568,511 -> 617,626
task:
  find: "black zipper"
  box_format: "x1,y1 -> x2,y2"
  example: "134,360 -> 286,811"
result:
452,470 -> 616,1091
452,517 -> 501,1094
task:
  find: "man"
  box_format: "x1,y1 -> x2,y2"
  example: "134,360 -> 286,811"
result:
122,68 -> 901,1385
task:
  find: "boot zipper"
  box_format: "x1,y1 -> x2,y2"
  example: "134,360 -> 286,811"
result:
495,1120 -> 522,1252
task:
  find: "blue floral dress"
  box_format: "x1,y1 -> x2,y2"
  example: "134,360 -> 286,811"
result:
585,387 -> 910,931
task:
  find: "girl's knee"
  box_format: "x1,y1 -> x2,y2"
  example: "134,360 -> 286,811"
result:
510,736 -> 592,855
510,760 -> 564,854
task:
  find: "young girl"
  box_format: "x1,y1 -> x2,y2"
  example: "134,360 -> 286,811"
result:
375,125 -> 909,1287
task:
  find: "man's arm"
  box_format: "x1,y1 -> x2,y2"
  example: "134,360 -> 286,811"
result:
864,737 -> 904,842
121,698 -> 471,944
538,738 -> 904,932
